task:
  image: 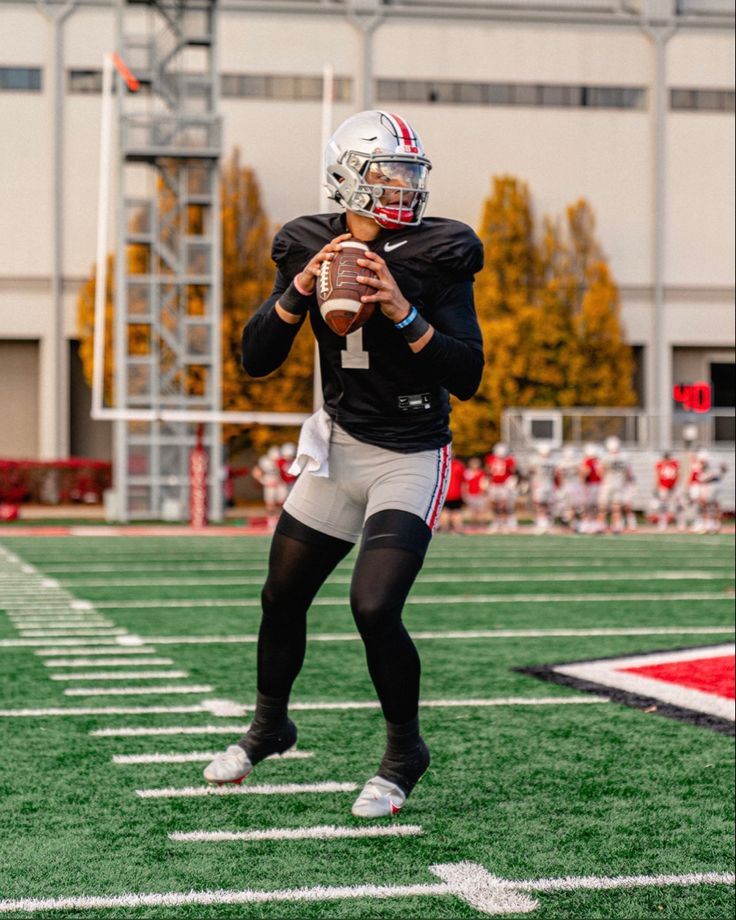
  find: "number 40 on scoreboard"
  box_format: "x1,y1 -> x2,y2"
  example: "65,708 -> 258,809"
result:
673,381 -> 712,413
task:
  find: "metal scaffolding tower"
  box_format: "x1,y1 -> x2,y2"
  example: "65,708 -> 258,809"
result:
113,0 -> 222,521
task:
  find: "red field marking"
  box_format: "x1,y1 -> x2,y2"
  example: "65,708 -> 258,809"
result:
621,654 -> 735,699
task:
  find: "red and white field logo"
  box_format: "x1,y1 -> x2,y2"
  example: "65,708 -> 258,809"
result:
520,643 -> 735,735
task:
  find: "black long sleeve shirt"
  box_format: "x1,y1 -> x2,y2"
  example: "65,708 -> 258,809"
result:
242,212 -> 484,452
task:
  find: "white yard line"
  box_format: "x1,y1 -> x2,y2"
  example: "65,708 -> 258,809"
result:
92,724 -> 248,737
112,750 -> 312,764
50,570 -> 734,588
0,706 -> 212,718
170,824 -> 421,842
37,559 -> 736,574
50,670 -> 189,681
84,591 -> 734,610
0,638 -> 122,648
43,657 -> 174,668
117,626 -> 736,647
63,685 -> 213,697
36,647 -> 160,656
17,629 -> 127,637
136,781 -> 358,799
0,863 -> 731,915
2,625 -> 733,651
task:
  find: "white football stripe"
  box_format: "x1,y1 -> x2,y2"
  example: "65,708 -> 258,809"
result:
129,626 -> 735,647
51,670 -> 189,681
63,685 -> 212,697
112,750 -> 312,764
0,706 -> 207,718
0,638 -> 121,648
170,824 -> 421,842
86,592 -> 732,609
92,724 -> 248,737
137,781 -> 357,799
50,570 -> 734,588
36,647 -> 159,657
0,865 -> 731,915
44,658 -> 174,668
18,629 -> 127,637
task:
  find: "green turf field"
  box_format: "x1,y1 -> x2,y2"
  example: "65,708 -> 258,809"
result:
0,533 -> 733,919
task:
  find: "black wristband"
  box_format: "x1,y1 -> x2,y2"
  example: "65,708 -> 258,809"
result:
278,281 -> 311,317
396,307 -> 430,344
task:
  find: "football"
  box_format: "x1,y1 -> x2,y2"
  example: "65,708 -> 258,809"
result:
316,241 -> 378,336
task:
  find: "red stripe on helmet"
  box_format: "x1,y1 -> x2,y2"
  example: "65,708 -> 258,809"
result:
388,112 -> 419,154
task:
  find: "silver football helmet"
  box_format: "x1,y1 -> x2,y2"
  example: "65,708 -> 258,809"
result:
324,110 -> 431,228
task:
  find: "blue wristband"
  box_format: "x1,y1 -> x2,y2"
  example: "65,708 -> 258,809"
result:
395,306 -> 417,329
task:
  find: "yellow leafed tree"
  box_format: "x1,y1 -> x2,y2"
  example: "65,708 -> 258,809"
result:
450,177 -> 635,456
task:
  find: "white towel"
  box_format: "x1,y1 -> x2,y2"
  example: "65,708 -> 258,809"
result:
289,407 -> 333,478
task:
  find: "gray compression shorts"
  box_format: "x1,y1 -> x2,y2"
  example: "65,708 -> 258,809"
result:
284,423 -> 452,544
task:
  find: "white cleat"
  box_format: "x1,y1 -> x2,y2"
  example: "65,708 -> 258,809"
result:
351,776 -> 407,818
203,744 -> 253,785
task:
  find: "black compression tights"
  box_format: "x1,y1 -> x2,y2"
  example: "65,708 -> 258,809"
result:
257,514 -> 425,724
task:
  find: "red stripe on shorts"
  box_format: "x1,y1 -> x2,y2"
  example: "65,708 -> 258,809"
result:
427,444 -> 451,532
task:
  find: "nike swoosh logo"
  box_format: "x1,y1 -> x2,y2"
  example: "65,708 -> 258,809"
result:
384,240 -> 407,253
366,533 -> 398,541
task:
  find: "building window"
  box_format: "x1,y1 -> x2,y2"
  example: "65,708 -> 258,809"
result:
221,73 -> 352,102
68,69 -> 103,93
670,88 -> 735,112
376,79 -> 646,110
0,67 -> 42,91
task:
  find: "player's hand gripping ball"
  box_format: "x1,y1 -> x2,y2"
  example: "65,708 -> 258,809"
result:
316,241 -> 378,336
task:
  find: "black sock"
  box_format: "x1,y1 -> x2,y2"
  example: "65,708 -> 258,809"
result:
377,717 -> 431,796
237,692 -> 296,764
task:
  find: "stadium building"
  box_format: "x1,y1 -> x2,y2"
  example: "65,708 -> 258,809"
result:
0,1 -> 733,480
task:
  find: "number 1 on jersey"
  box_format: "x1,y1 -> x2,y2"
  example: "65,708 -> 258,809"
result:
340,328 -> 370,369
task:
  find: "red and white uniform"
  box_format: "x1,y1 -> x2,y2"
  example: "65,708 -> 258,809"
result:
580,453 -> 603,509
485,454 -> 516,507
462,464 -> 489,512
276,456 -> 298,492
444,458 -> 466,506
656,458 -> 680,496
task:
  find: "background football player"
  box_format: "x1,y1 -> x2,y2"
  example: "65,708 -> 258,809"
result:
597,436 -> 635,534
579,443 -> 603,534
204,110 -> 484,819
462,455 -> 489,529
485,442 -> 517,533
556,445 -> 582,531
528,443 -> 557,534
653,451 -> 680,532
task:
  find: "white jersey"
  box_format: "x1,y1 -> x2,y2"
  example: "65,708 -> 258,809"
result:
600,451 -> 633,506
529,456 -> 557,504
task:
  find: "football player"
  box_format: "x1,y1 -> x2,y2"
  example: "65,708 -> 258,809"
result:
438,455 -> 467,534
462,455 -> 489,528
485,442 -> 518,533
597,436 -> 634,534
251,450 -> 286,529
555,445 -> 582,531
528,444 -> 557,534
653,451 -> 680,531
579,443 -> 603,534
694,450 -> 728,534
204,111 -> 484,818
